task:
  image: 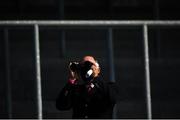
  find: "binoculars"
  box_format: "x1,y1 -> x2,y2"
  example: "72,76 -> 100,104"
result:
69,61 -> 94,81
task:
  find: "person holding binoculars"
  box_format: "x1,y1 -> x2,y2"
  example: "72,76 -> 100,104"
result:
56,56 -> 120,119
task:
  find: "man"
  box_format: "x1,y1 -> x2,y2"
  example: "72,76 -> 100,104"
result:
56,56 -> 120,118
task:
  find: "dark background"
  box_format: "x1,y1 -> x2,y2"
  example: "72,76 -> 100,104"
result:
0,0 -> 180,119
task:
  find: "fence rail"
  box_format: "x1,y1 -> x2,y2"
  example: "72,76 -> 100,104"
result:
1,20 -> 180,26
1,20 -> 180,120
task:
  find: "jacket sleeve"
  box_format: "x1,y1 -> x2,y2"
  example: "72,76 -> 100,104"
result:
56,83 -> 75,110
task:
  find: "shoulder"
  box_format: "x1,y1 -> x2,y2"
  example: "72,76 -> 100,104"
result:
92,77 -> 117,91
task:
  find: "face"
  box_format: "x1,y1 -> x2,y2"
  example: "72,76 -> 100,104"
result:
82,56 -> 100,78
79,61 -> 94,82
73,56 -> 100,84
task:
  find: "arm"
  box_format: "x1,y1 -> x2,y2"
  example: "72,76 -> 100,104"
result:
56,79 -> 77,110
56,67 -> 78,110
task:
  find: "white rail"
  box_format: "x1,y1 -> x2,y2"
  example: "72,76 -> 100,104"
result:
0,20 -> 180,26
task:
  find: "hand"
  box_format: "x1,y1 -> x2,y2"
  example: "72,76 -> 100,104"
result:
91,64 -> 100,78
67,70 -> 77,85
69,70 -> 77,79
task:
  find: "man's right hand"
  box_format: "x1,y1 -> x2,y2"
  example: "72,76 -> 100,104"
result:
68,71 -> 77,84
68,62 -> 80,84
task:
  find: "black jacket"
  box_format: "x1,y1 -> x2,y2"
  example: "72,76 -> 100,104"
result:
56,77 -> 120,119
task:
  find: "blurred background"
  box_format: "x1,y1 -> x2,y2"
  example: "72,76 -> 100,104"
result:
0,0 -> 180,119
